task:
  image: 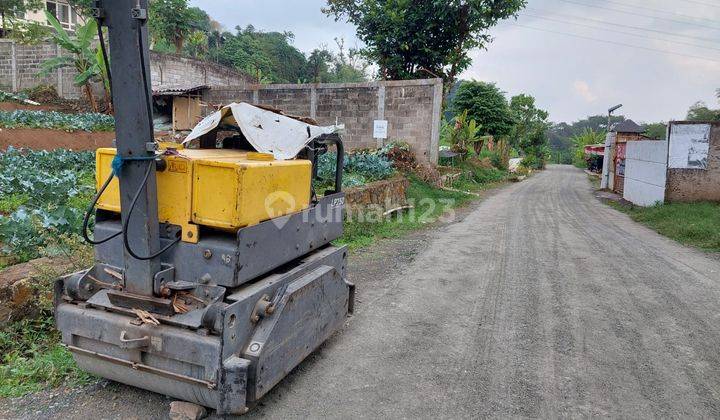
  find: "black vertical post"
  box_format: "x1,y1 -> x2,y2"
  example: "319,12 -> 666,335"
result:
99,0 -> 160,295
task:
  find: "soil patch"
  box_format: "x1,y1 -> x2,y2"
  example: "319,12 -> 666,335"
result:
0,128 -> 115,151
0,102 -> 63,112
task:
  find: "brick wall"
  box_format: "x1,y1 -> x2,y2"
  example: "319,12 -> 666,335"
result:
666,122 -> 720,202
205,79 -> 443,163
0,40 -> 251,99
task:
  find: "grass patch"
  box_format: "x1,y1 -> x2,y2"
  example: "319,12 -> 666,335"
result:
337,164 -> 512,250
0,314 -> 93,397
452,162 -> 512,192
612,202 -> 720,252
336,175 -> 487,250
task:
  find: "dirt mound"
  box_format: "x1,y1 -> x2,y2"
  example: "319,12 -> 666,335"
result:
467,157 -> 495,170
0,128 -> 115,151
23,85 -> 107,114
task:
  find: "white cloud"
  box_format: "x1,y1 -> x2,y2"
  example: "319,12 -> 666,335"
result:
573,81 -> 597,103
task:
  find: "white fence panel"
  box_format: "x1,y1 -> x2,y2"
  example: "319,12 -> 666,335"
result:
623,141 -> 667,206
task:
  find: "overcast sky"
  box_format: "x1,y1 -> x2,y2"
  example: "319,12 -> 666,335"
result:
189,0 -> 720,124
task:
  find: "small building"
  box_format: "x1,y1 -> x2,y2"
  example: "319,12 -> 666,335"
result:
621,121 -> 720,206
8,1 -> 81,33
607,119 -> 647,195
152,84 -> 209,132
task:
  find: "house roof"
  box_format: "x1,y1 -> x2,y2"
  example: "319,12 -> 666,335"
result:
611,119 -> 644,133
152,84 -> 209,96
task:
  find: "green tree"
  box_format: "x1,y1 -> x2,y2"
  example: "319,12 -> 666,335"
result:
686,101 -> 720,121
148,0 -> 194,54
305,40 -> 368,83
570,128 -> 605,166
306,48 -> 334,83
451,81 -> 514,136
509,94 -> 549,149
643,123 -> 667,140
520,126 -> 550,170
324,0 -> 526,91
0,0 -> 41,35
40,11 -> 107,112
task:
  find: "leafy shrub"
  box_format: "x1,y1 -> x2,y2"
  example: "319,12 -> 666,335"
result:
316,151 -> 394,190
478,149 -> 505,170
521,154 -> 540,170
0,110 -> 114,132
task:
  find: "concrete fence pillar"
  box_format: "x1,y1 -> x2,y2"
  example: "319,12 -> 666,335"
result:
56,44 -> 63,97
252,89 -> 259,105
429,81 -> 443,164
310,86 -> 317,119
10,42 -> 18,92
376,84 -> 386,148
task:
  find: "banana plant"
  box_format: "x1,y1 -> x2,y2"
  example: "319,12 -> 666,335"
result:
449,110 -> 483,159
39,11 -> 110,113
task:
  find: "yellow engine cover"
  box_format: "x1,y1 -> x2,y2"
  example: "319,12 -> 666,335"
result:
96,147 -> 312,243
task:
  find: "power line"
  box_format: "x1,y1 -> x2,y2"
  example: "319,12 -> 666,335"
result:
506,23 -> 720,63
521,12 -> 720,53
556,0 -> 720,31
679,0 -> 720,9
526,6 -> 720,44
599,0 -> 720,25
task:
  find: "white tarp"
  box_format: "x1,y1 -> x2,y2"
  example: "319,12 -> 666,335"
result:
184,102 -> 342,160
668,123 -> 710,170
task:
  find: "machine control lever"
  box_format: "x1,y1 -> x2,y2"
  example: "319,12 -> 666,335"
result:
119,331 -> 151,349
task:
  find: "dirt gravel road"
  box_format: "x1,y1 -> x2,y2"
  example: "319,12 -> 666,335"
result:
5,165 -> 720,419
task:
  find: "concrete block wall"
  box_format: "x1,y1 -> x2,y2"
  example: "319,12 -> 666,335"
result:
666,122 -> 720,202
0,40 -> 251,100
149,52 -> 252,89
205,79 -> 443,163
315,86 -> 380,150
623,140 -> 668,206
0,42 -> 15,92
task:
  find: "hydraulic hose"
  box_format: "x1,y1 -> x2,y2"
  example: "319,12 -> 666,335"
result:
81,170 -> 121,245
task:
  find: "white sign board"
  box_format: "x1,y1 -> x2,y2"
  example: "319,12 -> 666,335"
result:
668,123 -> 710,170
373,120 -> 388,139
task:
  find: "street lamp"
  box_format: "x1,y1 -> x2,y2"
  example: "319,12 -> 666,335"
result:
602,104 -> 623,189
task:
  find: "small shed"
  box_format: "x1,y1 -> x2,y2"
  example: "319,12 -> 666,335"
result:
152,84 -> 209,132
609,119 -> 646,195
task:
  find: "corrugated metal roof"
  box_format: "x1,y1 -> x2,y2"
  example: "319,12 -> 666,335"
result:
152,84 -> 209,96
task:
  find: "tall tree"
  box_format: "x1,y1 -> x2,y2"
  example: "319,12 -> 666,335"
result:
509,94 -> 549,149
686,101 -> 720,121
323,0 -> 526,91
451,81 -> 514,136
148,0 -> 194,54
642,123 -> 667,140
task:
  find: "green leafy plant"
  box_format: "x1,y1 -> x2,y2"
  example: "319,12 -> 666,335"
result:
0,110 -> 114,131
0,90 -> 29,103
445,110 -> 483,159
0,148 -> 95,264
40,11 -> 108,112
316,151 -> 394,190
571,128 -> 605,167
